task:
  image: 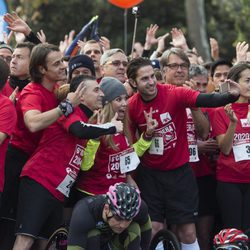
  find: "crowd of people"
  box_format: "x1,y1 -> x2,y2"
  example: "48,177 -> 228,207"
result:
0,10 -> 250,250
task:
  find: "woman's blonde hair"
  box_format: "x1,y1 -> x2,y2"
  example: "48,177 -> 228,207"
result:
90,101 -> 132,150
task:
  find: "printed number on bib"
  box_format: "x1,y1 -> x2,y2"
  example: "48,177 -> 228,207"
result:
149,137 -> 164,155
120,148 -> 140,174
233,143 -> 250,162
189,145 -> 199,162
56,174 -> 75,197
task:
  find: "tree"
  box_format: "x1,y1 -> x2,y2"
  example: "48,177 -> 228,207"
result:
185,0 -> 210,61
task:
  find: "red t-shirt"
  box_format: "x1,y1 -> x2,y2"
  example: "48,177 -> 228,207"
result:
190,108 -> 217,177
128,83 -> 199,171
76,134 -> 132,195
212,103 -> 250,183
11,82 -> 59,155
0,94 -> 17,192
21,107 -> 88,201
1,79 -> 19,99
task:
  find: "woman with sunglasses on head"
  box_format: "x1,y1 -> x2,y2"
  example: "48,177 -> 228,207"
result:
211,62 -> 250,231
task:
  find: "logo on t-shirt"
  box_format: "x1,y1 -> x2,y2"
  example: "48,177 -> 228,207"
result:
240,119 -> 250,128
160,112 -> 172,124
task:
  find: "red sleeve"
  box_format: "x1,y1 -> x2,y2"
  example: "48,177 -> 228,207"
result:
0,96 -> 17,136
210,107 -> 229,137
58,108 -> 85,132
20,92 -> 44,114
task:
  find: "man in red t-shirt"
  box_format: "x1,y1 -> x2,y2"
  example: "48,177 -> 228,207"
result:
13,74 -> 122,250
0,43 -> 83,250
1,42 -> 35,101
126,57 -> 240,250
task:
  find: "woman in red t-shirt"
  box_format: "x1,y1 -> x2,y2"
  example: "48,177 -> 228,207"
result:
74,77 -> 158,199
211,62 -> 250,230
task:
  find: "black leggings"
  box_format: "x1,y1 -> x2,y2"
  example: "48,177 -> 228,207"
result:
217,181 -> 250,230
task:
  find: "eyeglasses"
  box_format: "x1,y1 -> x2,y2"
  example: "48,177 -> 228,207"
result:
165,63 -> 189,70
0,55 -> 12,64
106,60 -> 128,67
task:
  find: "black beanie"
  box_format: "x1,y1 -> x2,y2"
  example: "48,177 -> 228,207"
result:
100,77 -> 127,105
68,55 -> 95,80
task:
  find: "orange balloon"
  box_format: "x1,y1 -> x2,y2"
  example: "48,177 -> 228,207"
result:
108,0 -> 143,9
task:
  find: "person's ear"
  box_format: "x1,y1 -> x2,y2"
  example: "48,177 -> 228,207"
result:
128,78 -> 137,88
39,65 -> 46,75
103,203 -> 110,213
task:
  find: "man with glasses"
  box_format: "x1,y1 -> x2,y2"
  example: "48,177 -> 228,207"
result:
0,42 -> 13,66
100,48 -> 128,83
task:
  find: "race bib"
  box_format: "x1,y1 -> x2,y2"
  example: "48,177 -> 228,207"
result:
233,143 -> 250,162
56,174 -> 75,197
149,137 -> 164,155
189,144 -> 199,162
120,148 -> 140,174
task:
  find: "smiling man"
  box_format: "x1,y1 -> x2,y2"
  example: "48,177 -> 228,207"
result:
127,57 -> 241,250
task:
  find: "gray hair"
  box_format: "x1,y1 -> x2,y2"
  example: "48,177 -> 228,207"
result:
100,48 -> 126,66
189,64 -> 208,78
160,47 -> 190,69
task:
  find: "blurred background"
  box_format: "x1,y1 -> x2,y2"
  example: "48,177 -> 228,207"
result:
1,0 -> 250,62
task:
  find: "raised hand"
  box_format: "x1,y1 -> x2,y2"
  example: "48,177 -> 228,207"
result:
210,38 -> 219,61
144,107 -> 158,136
184,79 -> 198,90
156,32 -> 169,55
66,82 -> 85,107
226,79 -> 240,97
224,104 -> 238,123
36,29 -> 46,43
170,27 -> 189,50
99,36 -> 110,51
9,86 -> 19,103
3,12 -> 31,36
144,24 -> 159,50
111,113 -> 123,133
236,41 -> 249,63
59,30 -> 75,54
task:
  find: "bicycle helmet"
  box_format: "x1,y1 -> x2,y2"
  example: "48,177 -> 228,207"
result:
213,228 -> 249,250
106,183 -> 141,220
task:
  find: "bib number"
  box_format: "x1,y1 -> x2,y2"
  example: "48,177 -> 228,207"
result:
120,150 -> 140,174
189,145 -> 199,162
149,137 -> 164,155
233,143 -> 250,162
56,174 -> 75,197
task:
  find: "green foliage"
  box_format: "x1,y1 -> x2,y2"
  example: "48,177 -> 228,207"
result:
6,0 -> 250,61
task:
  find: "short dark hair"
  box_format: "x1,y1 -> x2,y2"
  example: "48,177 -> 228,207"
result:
0,57 -> 10,90
15,42 -> 35,53
29,43 -> 60,83
70,75 -> 96,92
210,59 -> 232,77
227,62 -> 250,82
127,57 -> 152,81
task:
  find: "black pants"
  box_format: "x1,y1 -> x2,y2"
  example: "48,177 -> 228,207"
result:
217,181 -> 250,230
